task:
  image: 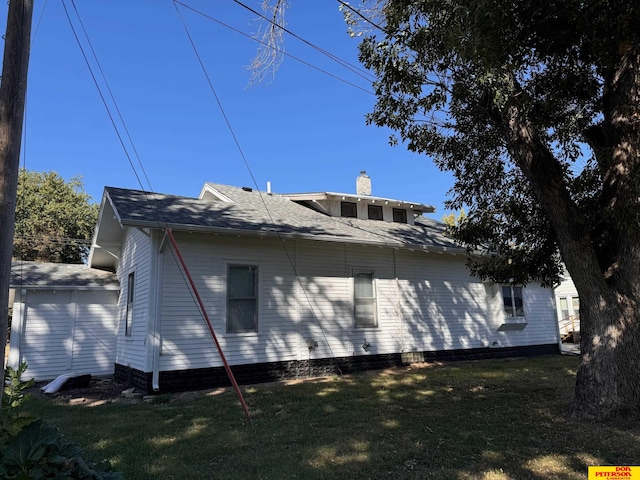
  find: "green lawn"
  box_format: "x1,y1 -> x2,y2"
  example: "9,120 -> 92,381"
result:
23,355 -> 640,479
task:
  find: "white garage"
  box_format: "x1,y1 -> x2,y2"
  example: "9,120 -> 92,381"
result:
8,262 -> 120,381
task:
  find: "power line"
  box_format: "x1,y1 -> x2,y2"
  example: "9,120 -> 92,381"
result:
335,0 -> 386,33
176,0 -> 375,90
69,0 -> 154,193
61,0 -> 147,193
14,234 -> 92,246
173,0 -> 344,370
229,0 -> 375,81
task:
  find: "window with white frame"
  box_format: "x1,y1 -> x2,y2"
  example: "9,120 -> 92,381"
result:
227,264 -> 258,333
559,295 -> 580,320
354,271 -> 377,327
559,297 -> 570,320
502,285 -> 524,317
125,272 -> 135,336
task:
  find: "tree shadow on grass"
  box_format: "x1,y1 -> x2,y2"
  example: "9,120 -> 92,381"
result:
24,355 -> 640,480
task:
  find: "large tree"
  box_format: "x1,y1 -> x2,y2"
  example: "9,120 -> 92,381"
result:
13,169 -> 98,264
354,0 -> 640,420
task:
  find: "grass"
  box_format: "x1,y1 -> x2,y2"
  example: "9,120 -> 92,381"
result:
22,355 -> 640,479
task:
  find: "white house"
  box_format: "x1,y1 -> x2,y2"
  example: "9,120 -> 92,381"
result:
9,173 -> 561,390
85,173 -> 558,392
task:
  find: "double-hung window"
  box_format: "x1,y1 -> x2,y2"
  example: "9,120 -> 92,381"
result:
227,265 -> 258,333
354,271 -> 377,327
125,272 -> 135,336
502,285 -> 524,317
558,297 -> 570,320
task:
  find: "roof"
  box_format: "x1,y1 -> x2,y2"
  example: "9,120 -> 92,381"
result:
10,261 -> 119,289
90,183 -> 464,268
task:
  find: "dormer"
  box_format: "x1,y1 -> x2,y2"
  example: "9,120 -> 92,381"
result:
283,172 -> 435,225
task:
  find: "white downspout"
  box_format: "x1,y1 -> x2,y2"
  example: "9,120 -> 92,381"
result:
151,231 -> 166,392
394,249 -> 404,353
6,288 -> 26,371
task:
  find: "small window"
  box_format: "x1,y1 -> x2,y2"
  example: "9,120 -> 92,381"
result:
354,271 -> 377,327
125,272 -> 135,336
572,296 -> 580,317
393,208 -> 407,223
341,201 -> 357,218
559,297 -> 570,320
502,285 -> 524,317
227,265 -> 258,333
368,204 -> 383,221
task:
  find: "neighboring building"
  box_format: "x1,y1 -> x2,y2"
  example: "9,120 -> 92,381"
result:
554,270 -> 580,342
9,173 -> 561,390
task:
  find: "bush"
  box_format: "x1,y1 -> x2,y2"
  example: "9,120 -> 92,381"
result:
1,363 -> 124,479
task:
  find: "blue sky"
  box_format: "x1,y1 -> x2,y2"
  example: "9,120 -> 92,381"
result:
8,1 -> 454,219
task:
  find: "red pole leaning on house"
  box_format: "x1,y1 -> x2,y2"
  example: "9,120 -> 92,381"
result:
164,228 -> 253,426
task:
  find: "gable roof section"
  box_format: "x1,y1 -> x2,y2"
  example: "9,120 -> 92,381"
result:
90,184 -> 463,268
10,261 -> 119,289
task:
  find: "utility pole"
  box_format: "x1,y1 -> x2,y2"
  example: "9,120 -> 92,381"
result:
0,0 -> 33,410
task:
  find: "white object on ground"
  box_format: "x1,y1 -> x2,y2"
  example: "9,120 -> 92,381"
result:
41,373 -> 74,394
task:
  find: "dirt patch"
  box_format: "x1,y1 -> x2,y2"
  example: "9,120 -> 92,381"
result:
27,362 -> 452,406
30,377 -> 134,406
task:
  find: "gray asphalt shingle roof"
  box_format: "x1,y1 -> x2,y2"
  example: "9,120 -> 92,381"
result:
104,184 -> 463,253
10,261 -> 119,289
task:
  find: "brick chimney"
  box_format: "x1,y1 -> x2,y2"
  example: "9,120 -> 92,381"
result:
356,170 -> 371,196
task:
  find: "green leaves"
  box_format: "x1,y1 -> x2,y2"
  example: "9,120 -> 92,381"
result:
14,169 -> 99,264
2,363 -> 37,438
0,420 -> 124,480
3,363 -> 35,410
1,364 -> 123,479
355,0 -> 640,285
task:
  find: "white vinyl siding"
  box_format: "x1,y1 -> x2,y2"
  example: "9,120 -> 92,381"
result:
158,234 -> 298,371
149,232 -> 558,375
396,250 -> 492,352
489,284 -> 559,348
115,227 -> 151,371
9,289 -> 118,381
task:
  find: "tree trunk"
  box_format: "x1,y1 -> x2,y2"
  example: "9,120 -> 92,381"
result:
571,45 -> 640,419
573,283 -> 640,419
0,0 -> 33,409
499,44 -> 640,418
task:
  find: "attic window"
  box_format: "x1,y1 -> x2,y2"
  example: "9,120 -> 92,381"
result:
341,201 -> 357,218
368,204 -> 383,221
393,208 -> 407,223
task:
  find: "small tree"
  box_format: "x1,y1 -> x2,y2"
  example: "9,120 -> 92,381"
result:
441,209 -> 466,228
13,169 -> 98,264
